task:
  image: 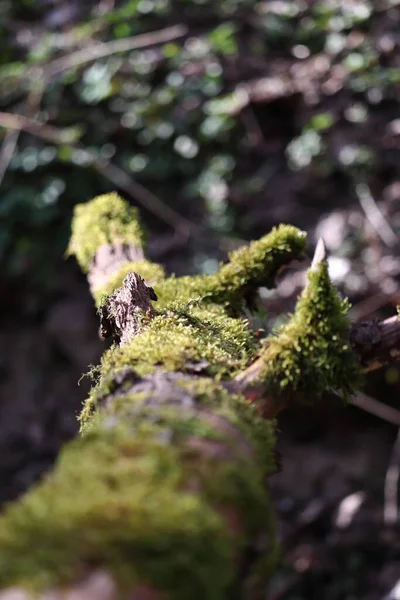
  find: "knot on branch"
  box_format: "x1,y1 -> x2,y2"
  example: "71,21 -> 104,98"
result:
99,271 -> 157,346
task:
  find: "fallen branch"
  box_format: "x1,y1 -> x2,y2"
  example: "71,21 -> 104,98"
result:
0,196 -> 399,600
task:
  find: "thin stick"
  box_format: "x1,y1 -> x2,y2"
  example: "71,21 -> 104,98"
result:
236,239 -> 400,416
0,111 -> 63,144
352,392 -> 400,426
384,428 -> 400,525
44,24 -> 188,79
0,130 -> 19,186
355,182 -> 397,247
0,86 -> 44,186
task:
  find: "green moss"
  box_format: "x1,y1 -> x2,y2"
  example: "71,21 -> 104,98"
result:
67,193 -> 146,272
259,262 -> 361,402
1,193 -> 365,597
99,303 -> 258,382
154,275 -> 208,310
93,259 -> 166,306
153,225 -> 307,312
68,193 -> 306,313
174,379 -> 278,479
211,224 -> 307,308
0,413 -> 275,599
81,379 -> 278,481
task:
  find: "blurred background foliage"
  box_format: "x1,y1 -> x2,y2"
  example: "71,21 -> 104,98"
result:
1,0 -> 400,316
1,1 -> 400,599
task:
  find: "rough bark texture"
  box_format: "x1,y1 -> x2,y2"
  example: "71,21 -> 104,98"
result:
0,194 -> 399,600
88,242 -> 145,298
99,272 -> 157,345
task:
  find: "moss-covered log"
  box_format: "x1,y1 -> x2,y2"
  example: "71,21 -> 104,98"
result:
0,193 -> 368,600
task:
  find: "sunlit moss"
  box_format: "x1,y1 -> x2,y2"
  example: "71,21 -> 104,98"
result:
210,224 -> 307,309
173,379 -> 279,479
153,225 -> 307,312
259,261 -> 361,402
99,303 -> 258,380
0,412 -> 275,599
68,194 -> 307,311
67,193 -> 146,273
81,377 -> 278,482
93,259 -> 166,306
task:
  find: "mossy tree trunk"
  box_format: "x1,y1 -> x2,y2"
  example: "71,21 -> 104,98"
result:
0,194 -> 398,600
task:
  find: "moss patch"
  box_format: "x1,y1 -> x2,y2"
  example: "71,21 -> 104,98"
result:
175,379 -> 278,479
0,414 -> 274,599
67,193 -> 146,272
98,303 -> 258,383
81,378 -> 278,481
153,225 -> 307,312
211,224 -> 307,309
259,262 -> 361,402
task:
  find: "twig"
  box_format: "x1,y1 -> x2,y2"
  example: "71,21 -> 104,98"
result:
44,24 -> 188,79
352,392 -> 400,426
0,112 -> 63,144
311,237 -> 326,270
238,313 -> 400,419
384,428 -> 400,525
236,240 -> 400,417
355,182 -> 398,248
349,292 -> 393,321
0,87 -> 44,187
0,130 -> 19,187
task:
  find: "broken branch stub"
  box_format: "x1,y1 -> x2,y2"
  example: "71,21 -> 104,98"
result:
99,271 -> 158,345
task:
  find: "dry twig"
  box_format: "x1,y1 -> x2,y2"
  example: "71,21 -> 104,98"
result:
384,429 -> 400,525
352,392 -> 400,427
0,130 -> 19,187
44,24 -> 187,78
355,182 -> 397,248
